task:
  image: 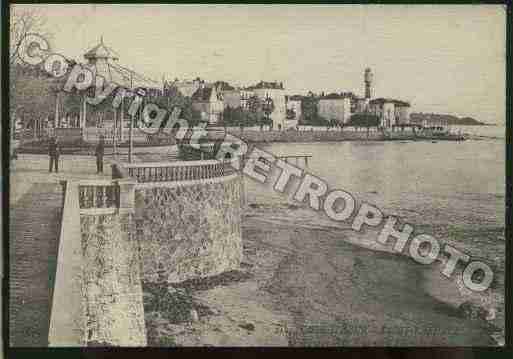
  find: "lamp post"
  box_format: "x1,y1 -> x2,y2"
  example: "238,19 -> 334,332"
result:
128,98 -> 135,163
113,106 -> 117,159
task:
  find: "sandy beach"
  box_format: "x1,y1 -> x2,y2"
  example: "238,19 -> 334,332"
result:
145,202 -> 498,346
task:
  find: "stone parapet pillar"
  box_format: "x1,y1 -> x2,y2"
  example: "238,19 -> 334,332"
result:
117,179 -> 136,214
80,178 -> 147,346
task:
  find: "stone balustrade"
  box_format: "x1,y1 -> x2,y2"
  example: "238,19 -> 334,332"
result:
122,159 -> 237,183
78,180 -> 120,213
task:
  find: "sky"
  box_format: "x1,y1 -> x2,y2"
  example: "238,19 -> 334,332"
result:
13,4 -> 507,124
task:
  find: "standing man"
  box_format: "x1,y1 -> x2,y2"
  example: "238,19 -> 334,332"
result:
48,137 -> 60,173
95,135 -> 105,174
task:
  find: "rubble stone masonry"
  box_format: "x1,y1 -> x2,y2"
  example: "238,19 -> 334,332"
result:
134,175 -> 243,284
81,213 -> 147,346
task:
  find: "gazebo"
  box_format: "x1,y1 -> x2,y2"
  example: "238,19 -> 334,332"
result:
54,37 -> 161,144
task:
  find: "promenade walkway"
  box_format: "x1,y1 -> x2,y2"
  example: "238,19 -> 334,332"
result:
9,148 -> 181,346
9,155 -> 111,346
10,182 -> 63,346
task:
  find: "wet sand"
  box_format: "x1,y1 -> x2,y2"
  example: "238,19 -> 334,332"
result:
241,210 -> 496,346
147,205 -> 496,346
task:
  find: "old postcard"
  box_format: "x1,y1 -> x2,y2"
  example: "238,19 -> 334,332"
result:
7,4 -> 507,347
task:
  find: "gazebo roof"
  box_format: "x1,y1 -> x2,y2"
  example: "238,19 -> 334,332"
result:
82,38 -> 159,90
84,37 -> 120,61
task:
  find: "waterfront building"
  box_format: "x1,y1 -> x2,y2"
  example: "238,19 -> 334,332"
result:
240,89 -> 255,110
345,67 -> 374,114
318,93 -> 352,125
286,95 -> 303,122
165,77 -> 205,97
214,81 -> 241,109
246,81 -> 288,129
353,97 -> 370,113
349,67 -> 412,128
191,85 -> 224,124
369,98 -> 411,127
221,90 -> 241,109
393,100 -> 411,125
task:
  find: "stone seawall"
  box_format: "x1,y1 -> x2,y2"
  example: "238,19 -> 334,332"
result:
81,213 -> 147,346
134,175 -> 243,284
216,129 -> 463,143
225,130 -> 384,143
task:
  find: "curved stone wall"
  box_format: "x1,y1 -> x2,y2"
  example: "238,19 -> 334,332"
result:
134,174 -> 243,283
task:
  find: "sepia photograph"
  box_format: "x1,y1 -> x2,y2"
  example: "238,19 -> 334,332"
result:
6,3 -> 508,349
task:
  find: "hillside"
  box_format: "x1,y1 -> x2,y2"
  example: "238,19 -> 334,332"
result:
410,113 -> 489,126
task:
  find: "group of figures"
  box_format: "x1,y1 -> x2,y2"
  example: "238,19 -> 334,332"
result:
47,136 -> 105,174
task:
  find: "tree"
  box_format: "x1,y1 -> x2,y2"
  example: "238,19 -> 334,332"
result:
232,107 -> 245,128
247,95 -> 262,116
154,91 -> 202,128
10,7 -> 51,66
346,113 -> 380,133
221,106 -> 244,127
300,96 -> 320,125
221,106 -> 233,127
327,118 -> 340,130
246,95 -> 265,128
10,8 -> 52,131
10,64 -> 67,128
286,108 -> 296,120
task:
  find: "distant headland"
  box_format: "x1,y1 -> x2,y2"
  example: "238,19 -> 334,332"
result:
410,113 -> 491,126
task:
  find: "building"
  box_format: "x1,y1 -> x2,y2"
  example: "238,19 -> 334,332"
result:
221,90 -> 241,109
342,67 -> 374,115
191,85 -> 224,124
318,93 -> 352,125
393,100 -> 411,125
246,81 -> 288,129
353,98 -> 370,114
286,95 -> 303,122
348,67 -> 411,128
165,77 -> 205,97
214,81 -> 241,109
369,98 -> 411,127
240,89 -> 254,110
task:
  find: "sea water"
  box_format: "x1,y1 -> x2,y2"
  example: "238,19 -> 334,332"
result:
244,125 -> 506,344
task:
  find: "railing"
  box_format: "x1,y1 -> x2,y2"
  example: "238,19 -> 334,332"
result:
241,154 -> 312,168
14,128 -> 35,140
54,128 -> 83,142
121,160 -> 237,183
78,180 -> 120,214
82,127 -> 148,143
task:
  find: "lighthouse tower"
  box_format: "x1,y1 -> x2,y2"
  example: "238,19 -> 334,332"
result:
364,67 -> 373,99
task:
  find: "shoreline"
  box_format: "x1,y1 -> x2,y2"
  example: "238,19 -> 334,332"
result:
15,124 -> 506,156
146,204 -> 500,346
15,132 -> 472,156
222,129 -> 466,144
